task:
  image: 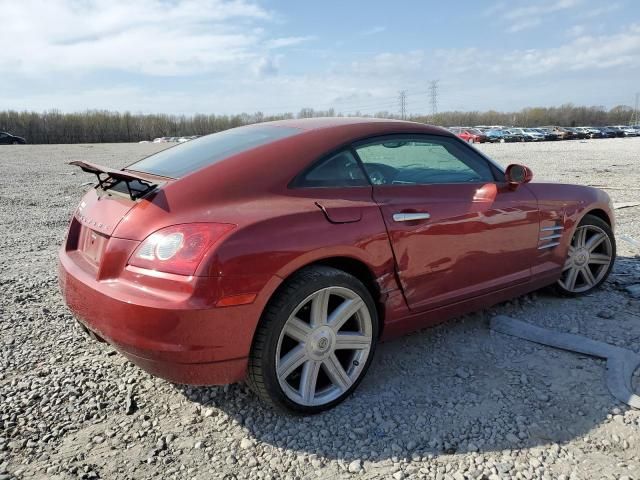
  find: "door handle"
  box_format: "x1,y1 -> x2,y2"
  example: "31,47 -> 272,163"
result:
392,212 -> 431,222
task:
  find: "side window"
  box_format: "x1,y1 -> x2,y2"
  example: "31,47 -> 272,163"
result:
295,150 -> 369,188
0,133 -> 7,139
355,136 -> 495,185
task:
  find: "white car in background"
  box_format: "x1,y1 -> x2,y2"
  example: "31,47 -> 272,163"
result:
609,125 -> 638,137
621,126 -> 639,136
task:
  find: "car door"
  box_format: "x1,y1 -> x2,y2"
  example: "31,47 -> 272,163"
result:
354,134 -> 540,312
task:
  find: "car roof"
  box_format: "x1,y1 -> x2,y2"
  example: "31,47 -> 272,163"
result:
262,117 -> 449,135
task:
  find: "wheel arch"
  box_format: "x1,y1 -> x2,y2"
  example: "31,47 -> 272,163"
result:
257,255 -> 386,340
583,208 -> 612,227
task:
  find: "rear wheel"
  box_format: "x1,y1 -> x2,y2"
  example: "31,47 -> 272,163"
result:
12,140 -> 19,145
556,214 -> 615,295
247,266 -> 378,414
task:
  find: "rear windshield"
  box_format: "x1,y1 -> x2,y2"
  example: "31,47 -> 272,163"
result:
128,125 -> 300,178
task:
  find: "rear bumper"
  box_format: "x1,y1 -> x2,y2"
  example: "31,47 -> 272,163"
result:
58,248 -> 264,385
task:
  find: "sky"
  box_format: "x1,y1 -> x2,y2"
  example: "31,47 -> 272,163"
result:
0,0 -> 638,116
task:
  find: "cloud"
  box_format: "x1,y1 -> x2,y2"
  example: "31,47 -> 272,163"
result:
430,24 -> 640,78
360,26 -> 386,36
0,0 -> 277,76
265,36 -> 314,49
1,1 -> 638,116
581,2 -> 622,18
350,51 -> 426,77
567,25 -> 586,37
252,55 -> 281,77
502,24 -> 640,74
508,18 -> 543,33
489,0 -> 583,32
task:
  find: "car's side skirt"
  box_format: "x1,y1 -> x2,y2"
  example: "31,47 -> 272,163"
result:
379,271 -> 560,341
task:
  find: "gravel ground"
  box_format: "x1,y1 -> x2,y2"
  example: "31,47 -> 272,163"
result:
1,138 -> 639,480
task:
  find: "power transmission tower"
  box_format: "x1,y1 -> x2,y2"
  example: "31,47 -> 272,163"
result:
631,92 -> 640,126
429,80 -> 439,118
398,90 -> 407,120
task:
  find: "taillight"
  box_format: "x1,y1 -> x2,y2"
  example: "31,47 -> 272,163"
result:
129,223 -> 235,276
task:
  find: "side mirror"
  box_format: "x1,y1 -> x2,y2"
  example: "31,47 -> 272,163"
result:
505,164 -> 533,187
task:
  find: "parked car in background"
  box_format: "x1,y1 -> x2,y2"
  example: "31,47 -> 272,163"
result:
0,131 -> 26,144
573,127 -> 592,138
60,118 -> 616,413
532,128 -> 558,141
575,127 -> 605,139
525,128 -> 547,141
449,127 -> 488,143
613,126 -> 638,137
566,127 -> 589,139
506,128 -> 544,141
596,127 -> 618,138
584,127 -> 606,139
475,125 -> 506,130
619,126 -> 639,137
541,126 -> 575,140
502,129 -> 525,142
484,129 -> 519,143
605,126 -> 627,137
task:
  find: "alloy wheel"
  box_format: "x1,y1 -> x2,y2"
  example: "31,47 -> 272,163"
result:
275,286 -> 373,407
558,224 -> 613,293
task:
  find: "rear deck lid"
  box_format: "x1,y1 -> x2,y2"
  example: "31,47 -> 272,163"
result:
70,161 -> 167,237
74,188 -> 136,237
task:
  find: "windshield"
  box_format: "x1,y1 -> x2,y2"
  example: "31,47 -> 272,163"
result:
128,125 -> 300,178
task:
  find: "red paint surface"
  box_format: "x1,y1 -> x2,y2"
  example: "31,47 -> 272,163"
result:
58,118 -> 614,385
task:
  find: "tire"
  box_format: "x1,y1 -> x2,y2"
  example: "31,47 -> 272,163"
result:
555,214 -> 615,296
12,141 -> 19,145
247,266 -> 378,414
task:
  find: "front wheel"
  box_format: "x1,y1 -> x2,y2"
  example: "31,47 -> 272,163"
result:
247,266 -> 378,413
556,214 -> 615,295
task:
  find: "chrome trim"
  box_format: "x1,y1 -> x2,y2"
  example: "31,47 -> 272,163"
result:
541,226 -> 564,231
538,242 -> 560,250
539,234 -> 563,241
393,212 -> 431,222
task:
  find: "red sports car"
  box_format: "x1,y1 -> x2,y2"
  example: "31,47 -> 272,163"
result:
450,127 -> 488,144
59,118 -> 616,413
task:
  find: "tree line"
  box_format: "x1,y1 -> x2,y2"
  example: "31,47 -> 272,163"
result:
0,103 -> 635,144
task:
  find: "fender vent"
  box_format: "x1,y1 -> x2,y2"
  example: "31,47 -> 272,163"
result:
538,223 -> 564,250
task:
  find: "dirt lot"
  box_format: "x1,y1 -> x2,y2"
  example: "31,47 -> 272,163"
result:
1,138 -> 640,480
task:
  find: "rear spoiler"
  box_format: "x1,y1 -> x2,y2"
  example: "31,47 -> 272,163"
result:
69,161 -> 160,200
